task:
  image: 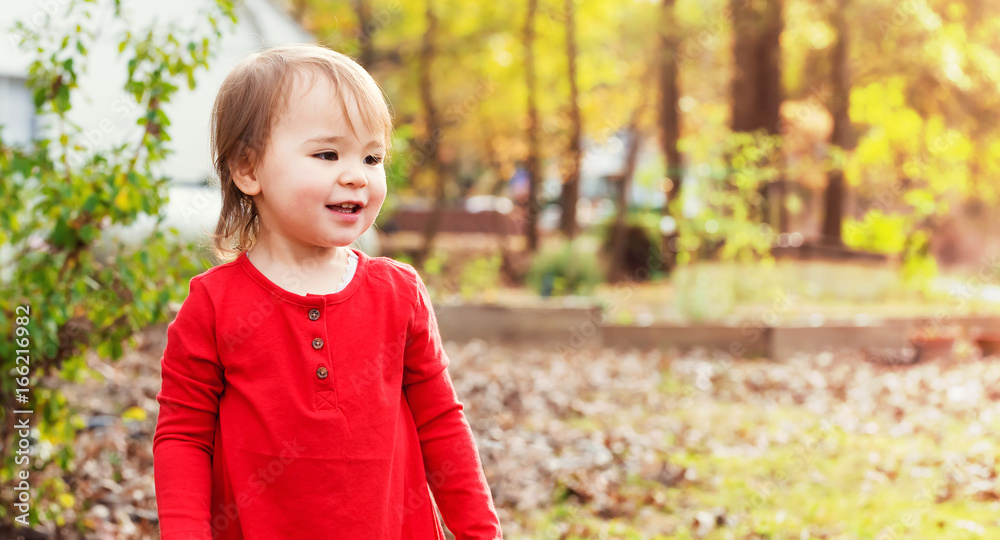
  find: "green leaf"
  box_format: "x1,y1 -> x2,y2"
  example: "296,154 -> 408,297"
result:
54,84 -> 71,113
33,87 -> 46,108
82,194 -> 99,213
50,218 -> 73,248
78,223 -> 96,243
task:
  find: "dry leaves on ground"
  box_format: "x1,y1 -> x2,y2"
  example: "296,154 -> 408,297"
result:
21,326 -> 1000,539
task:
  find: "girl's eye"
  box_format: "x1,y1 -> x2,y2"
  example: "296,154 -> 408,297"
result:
365,155 -> 384,165
315,151 -> 338,161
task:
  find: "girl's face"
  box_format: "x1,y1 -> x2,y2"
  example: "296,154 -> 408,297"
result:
235,71 -> 387,256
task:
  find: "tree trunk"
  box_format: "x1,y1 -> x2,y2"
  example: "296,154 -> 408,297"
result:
523,0 -> 541,252
559,0 -> 582,239
414,0 -> 447,268
610,107 -> 644,282
659,0 -> 682,212
353,0 -> 375,68
821,0 -> 852,245
731,0 -> 786,231
731,0 -> 783,133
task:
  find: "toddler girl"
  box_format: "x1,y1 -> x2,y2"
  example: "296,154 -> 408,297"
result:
152,43 -> 503,539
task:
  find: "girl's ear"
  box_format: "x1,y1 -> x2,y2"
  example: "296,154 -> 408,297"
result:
231,152 -> 261,197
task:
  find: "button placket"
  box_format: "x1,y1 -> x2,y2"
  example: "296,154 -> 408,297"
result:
309,304 -> 335,410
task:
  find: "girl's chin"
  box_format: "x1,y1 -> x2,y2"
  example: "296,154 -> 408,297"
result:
319,230 -> 370,245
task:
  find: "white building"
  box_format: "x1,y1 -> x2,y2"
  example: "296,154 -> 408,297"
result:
0,0 -> 380,256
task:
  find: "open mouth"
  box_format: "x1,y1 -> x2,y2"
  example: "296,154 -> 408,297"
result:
327,203 -> 362,214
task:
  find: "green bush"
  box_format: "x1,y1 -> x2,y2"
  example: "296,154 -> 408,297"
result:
411,249 -> 504,303
597,210 -> 667,281
672,130 -> 782,266
458,253 -> 503,301
526,238 -> 604,297
0,1 -> 234,532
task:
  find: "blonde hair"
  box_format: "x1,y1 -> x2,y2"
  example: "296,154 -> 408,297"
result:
208,43 -> 393,263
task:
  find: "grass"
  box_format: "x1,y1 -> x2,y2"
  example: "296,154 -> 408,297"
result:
512,357 -> 1000,539
593,259 -> 1000,325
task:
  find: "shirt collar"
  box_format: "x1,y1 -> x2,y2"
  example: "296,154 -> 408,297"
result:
236,247 -> 368,307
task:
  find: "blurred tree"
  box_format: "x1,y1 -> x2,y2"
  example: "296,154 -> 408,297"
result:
558,0 -> 582,239
659,0 -> 682,209
731,0 -> 784,132
820,0 -> 853,246
284,0 -> 657,256
414,0 -> 448,267
609,106 -> 645,282
834,0 -> 997,279
279,0 -> 1000,277
0,0 -> 234,533
353,0 -> 376,68
731,0 -> 786,231
522,0 -> 541,252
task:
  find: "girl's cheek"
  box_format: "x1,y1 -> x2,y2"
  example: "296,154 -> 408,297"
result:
374,173 -> 389,193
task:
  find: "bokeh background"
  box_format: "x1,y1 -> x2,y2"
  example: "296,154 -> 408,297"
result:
4,0 -> 1000,538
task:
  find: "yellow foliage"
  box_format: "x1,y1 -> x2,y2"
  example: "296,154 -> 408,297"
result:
122,406 -> 147,422
114,188 -> 131,212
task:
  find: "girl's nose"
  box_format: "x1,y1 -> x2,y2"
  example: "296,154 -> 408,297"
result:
338,161 -> 368,188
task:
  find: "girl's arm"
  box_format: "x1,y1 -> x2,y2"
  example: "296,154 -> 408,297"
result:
402,270 -> 503,539
152,277 -> 225,540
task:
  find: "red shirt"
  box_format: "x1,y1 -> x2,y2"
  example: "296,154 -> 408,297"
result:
153,248 -> 503,539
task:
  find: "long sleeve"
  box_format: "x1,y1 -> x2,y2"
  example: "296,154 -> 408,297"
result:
152,277 -> 225,540
402,270 -> 503,539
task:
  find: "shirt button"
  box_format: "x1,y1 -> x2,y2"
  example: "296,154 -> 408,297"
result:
316,366 -> 328,379
312,337 -> 324,349
308,308 -> 320,321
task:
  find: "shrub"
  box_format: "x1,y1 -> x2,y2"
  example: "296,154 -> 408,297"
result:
458,253 -> 503,301
526,238 -> 604,297
597,210 -> 667,281
0,1 -> 234,532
